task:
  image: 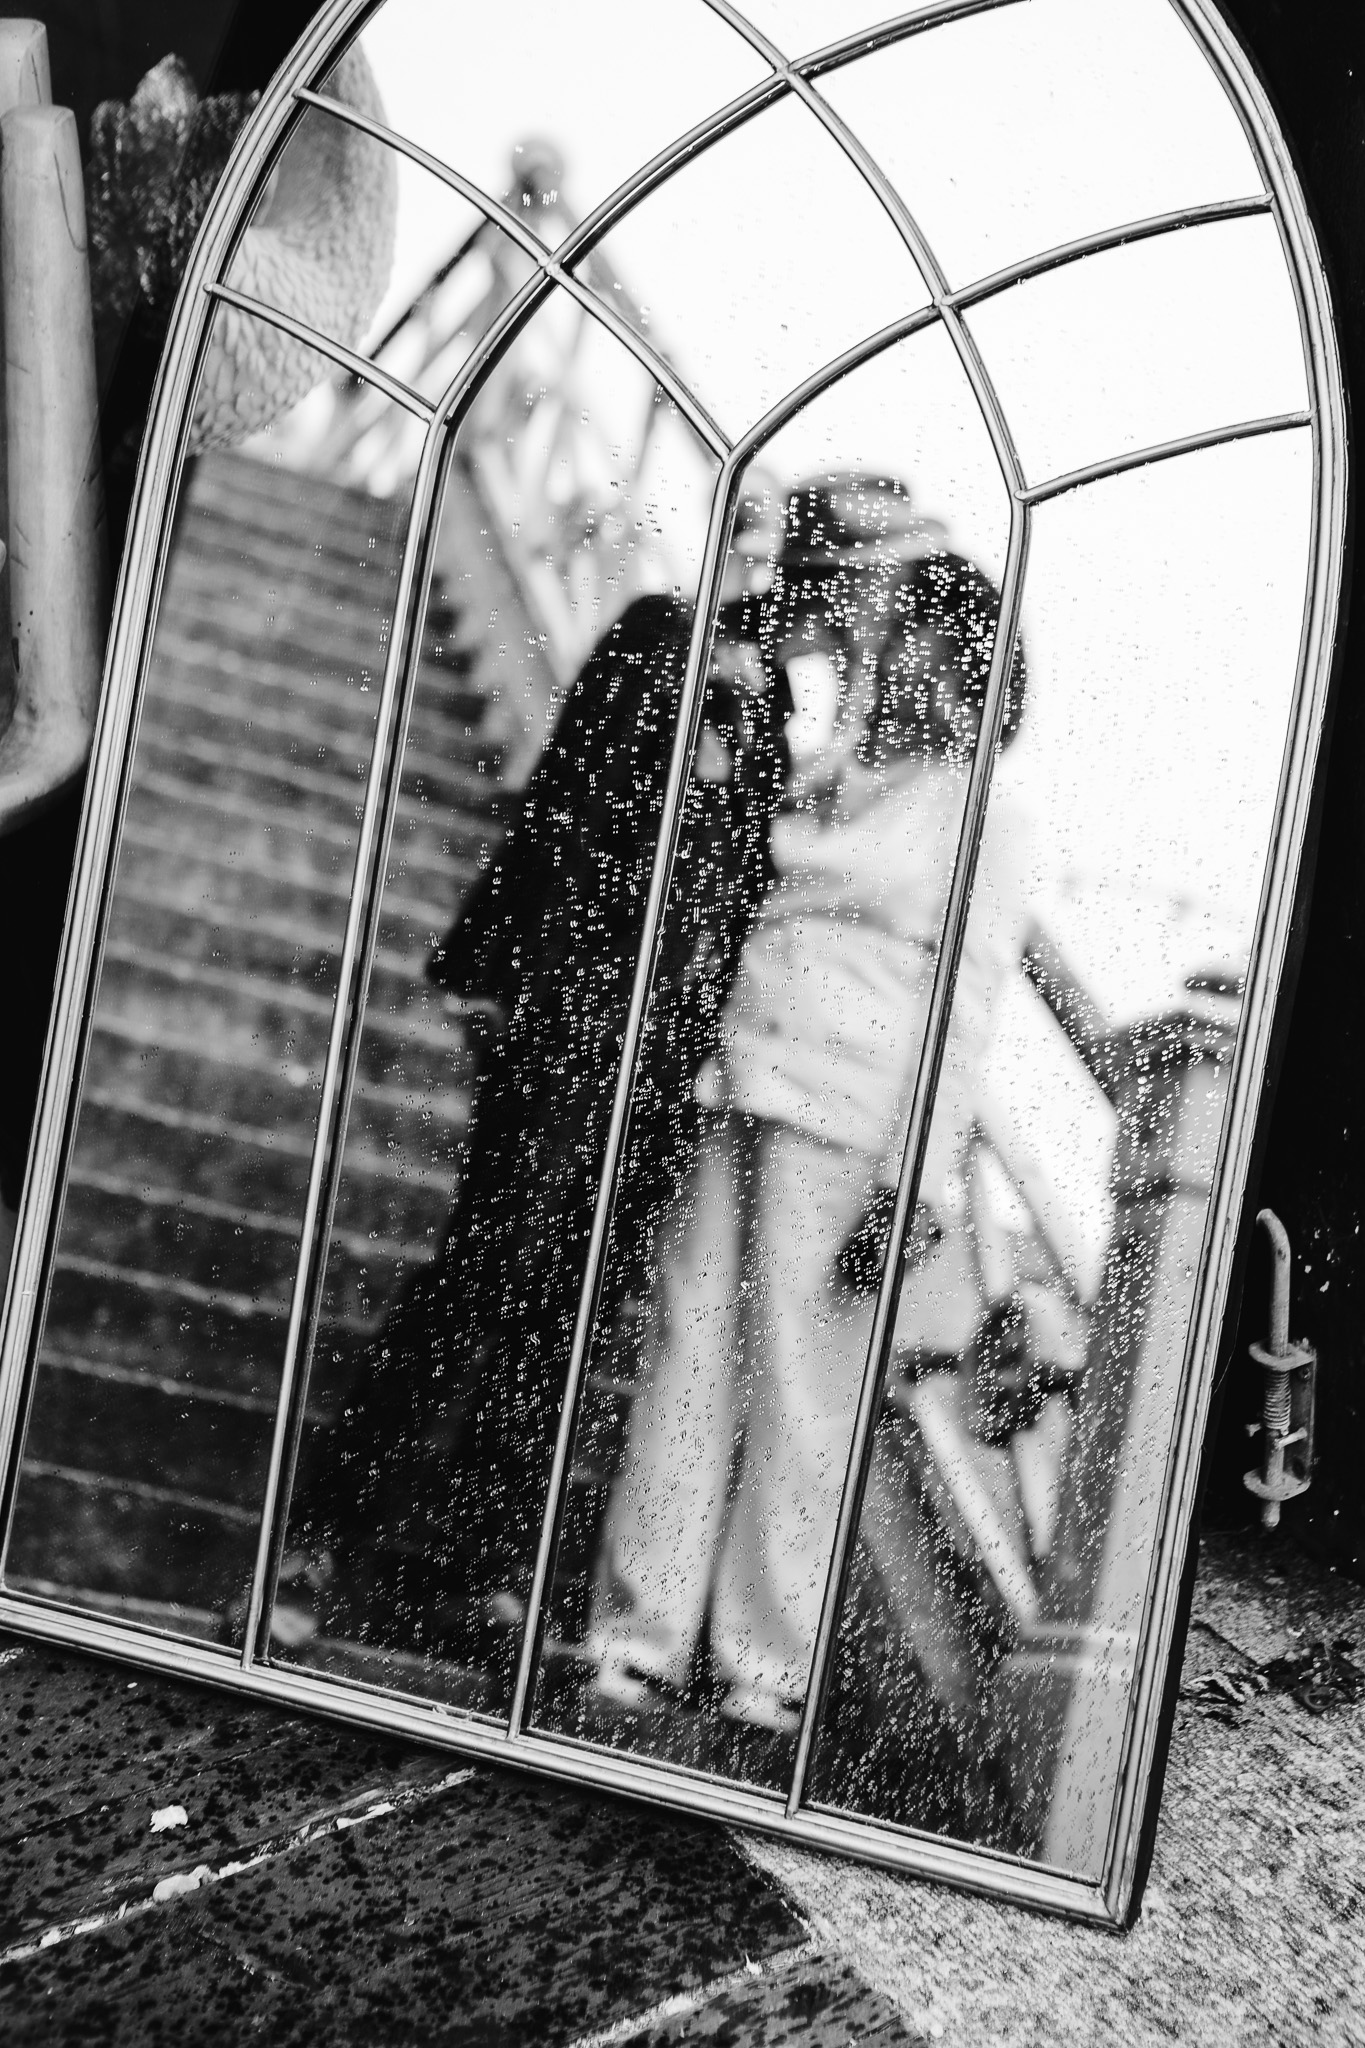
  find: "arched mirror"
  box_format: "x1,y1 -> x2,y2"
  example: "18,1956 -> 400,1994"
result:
0,0 -> 1345,1923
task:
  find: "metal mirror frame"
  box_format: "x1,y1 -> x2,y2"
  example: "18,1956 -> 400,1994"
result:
0,0 -> 1346,1925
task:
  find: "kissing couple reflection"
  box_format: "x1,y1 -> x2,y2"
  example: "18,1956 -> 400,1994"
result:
286,470 -> 1029,1741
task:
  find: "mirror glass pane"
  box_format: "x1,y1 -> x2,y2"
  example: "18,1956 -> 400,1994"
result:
964,215 -> 1307,488
531,325 -> 1012,1780
580,94 -> 930,440
1,322 -> 421,1641
271,293 -> 718,1711
807,428 -> 1313,1859
820,0 -> 1264,289
225,70 -> 524,419
348,0 -> 770,250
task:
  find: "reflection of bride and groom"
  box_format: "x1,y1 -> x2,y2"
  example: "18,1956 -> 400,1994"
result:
295,469 -> 1031,1732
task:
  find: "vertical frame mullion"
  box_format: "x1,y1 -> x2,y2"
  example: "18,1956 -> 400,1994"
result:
503,308 -> 964,1738
692,0 -> 1038,1817
506,467 -> 739,1733
786,501 -> 1030,1811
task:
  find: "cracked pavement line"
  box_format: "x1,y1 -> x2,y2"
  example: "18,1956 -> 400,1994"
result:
0,1766 -> 478,1968
565,1937 -> 823,2047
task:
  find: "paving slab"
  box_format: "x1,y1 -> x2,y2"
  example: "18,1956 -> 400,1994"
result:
0,1636 -> 913,2045
0,1639 -> 455,1948
0,1529 -> 1361,2043
1,1770 -> 810,2045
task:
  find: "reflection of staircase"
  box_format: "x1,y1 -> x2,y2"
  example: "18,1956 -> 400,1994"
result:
9,450 -> 520,1623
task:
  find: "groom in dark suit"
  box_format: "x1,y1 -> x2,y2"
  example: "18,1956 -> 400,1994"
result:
298,537 -> 791,1687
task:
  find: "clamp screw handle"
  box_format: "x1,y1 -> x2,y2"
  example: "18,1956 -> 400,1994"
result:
1244,1208 -> 1315,1529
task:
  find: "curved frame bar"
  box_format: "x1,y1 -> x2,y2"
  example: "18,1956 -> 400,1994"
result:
290,87 -> 731,458
204,279 -> 436,420
0,0 -> 1346,1932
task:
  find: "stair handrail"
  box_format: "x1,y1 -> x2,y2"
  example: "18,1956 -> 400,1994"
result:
312,144 -> 687,685
0,20 -> 109,839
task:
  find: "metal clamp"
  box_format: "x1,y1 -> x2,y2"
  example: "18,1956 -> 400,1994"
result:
1244,1208 -> 1315,1528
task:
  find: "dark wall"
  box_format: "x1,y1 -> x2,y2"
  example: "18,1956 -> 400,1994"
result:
39,1 -> 235,132
38,0 -> 318,129
1204,1 -> 1365,1570
1,1 -> 1362,1561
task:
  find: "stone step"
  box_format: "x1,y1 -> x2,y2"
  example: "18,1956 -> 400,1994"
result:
188,448 -> 415,556
145,618 -> 485,734
117,822 -> 471,949
121,770 -> 489,896
99,893 -> 464,1041
140,686 -> 502,810
40,1251 -> 389,1394
60,1172 -> 414,1327
147,617 -> 482,743
73,1093 -> 460,1241
186,456 -> 516,648
151,577 -> 409,689
80,1021 -> 469,1161
6,1460 -> 257,1617
21,1355 -> 276,1506
159,554 -> 395,660
92,950 -> 477,1100
41,1258 -> 296,1396
30,1262 -> 397,1507
173,515 -> 405,613
162,553 -> 473,692
129,728 -> 501,850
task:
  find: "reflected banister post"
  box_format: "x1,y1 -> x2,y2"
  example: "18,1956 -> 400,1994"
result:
989,1012 -> 1237,1872
506,464 -> 740,1736
785,498 -> 1031,1817
1106,12 -> 1341,1912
